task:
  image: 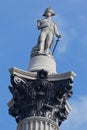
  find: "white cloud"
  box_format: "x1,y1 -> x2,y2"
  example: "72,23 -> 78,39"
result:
60,96 -> 87,130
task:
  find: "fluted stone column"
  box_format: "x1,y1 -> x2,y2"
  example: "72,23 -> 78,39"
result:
17,117 -> 59,130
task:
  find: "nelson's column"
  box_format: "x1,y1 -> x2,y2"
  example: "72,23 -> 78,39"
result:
8,8 -> 76,130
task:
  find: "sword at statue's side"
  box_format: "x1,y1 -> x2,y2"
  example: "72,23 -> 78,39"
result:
52,38 -> 60,55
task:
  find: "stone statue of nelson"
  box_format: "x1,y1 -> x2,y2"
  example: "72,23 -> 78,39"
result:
37,8 -> 61,54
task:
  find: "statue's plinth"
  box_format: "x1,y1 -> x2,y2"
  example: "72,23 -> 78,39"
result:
28,54 -> 56,74
17,117 -> 59,130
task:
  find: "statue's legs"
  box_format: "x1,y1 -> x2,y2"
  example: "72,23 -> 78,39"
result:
38,30 -> 53,54
38,30 -> 47,53
44,32 -> 53,53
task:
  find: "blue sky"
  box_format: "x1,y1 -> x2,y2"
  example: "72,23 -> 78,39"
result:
0,0 -> 87,130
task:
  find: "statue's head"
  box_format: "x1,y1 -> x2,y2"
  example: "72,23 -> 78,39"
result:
43,8 -> 55,17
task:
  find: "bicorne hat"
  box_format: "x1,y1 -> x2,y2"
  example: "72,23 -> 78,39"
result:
43,8 -> 55,16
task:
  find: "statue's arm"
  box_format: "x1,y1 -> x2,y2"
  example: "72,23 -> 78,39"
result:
54,23 -> 61,38
37,19 -> 42,30
37,19 -> 48,30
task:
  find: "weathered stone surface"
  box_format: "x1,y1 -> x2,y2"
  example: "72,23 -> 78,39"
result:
9,67 -> 76,81
8,68 -> 76,126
